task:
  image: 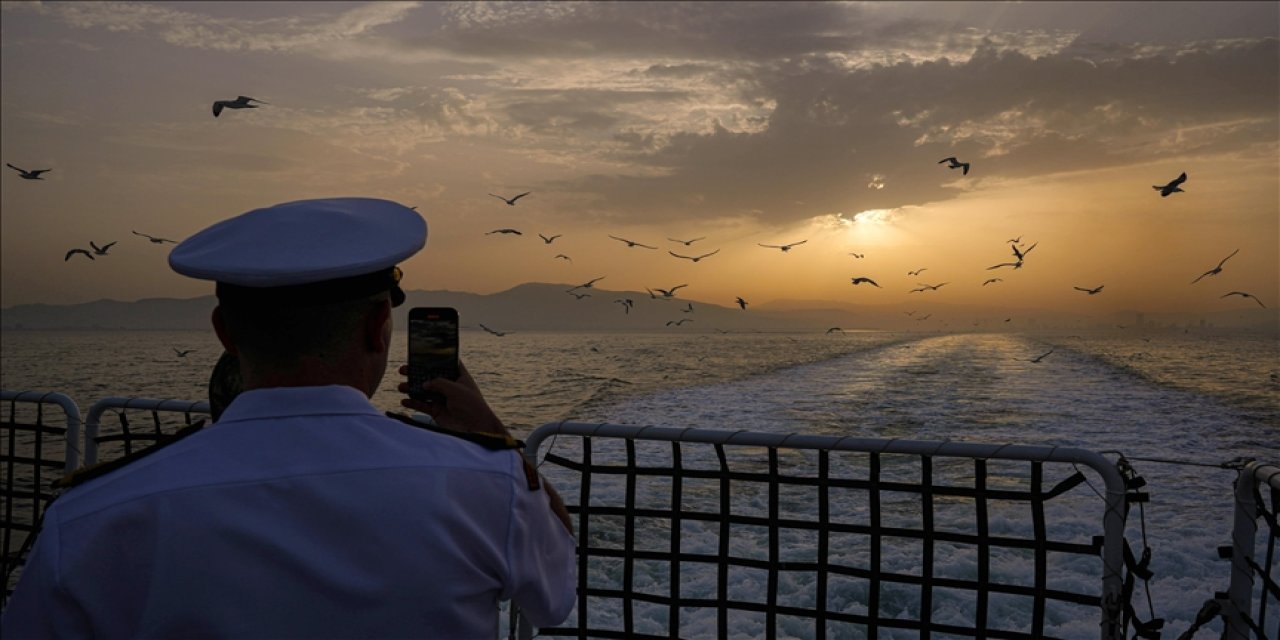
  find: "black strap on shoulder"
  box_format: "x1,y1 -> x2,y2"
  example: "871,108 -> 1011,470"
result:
54,419 -> 208,490
385,412 -> 524,451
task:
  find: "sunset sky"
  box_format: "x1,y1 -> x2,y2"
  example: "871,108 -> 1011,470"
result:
2,1 -> 1277,316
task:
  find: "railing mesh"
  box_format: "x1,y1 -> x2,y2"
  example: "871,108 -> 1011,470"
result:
1242,464 -> 1280,638
86,398 -> 210,466
529,429 -> 1121,639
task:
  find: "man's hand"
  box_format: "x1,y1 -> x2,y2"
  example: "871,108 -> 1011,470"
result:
397,360 -> 507,436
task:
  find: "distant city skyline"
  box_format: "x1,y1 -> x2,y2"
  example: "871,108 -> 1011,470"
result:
2,1 -> 1277,316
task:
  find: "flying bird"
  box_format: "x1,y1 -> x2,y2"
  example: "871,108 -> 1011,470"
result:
681,302 -> 694,313
910,282 -> 948,293
1028,349 -> 1054,363
65,248 -> 94,261
567,292 -> 592,300
735,297 -> 748,310
568,276 -> 605,291
490,192 -> 531,206
554,254 -> 572,262
666,318 -> 693,326
212,95 -> 267,118
1074,285 -> 1105,295
987,260 -> 1023,271
1007,236 -> 1023,245
1011,242 -> 1038,261
538,233 -> 561,244
938,156 -> 970,175
173,348 -> 196,357
759,240 -> 807,252
6,164 -> 51,180
486,228 -> 523,235
908,268 -> 927,276
1221,291 -> 1266,308
609,235 -> 657,249
1153,172 -> 1187,197
982,278 -> 1003,286
89,241 -> 117,256
614,299 -> 634,314
669,249 -> 720,262
849,252 -> 865,259
668,237 -> 705,246
132,231 -> 176,244
651,284 -> 688,298
1191,249 -> 1239,284
850,277 -> 880,287
478,323 -> 509,336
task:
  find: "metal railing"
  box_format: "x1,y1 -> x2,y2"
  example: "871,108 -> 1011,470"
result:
518,422 -> 1130,640
83,397 -> 211,466
1222,462 -> 1280,639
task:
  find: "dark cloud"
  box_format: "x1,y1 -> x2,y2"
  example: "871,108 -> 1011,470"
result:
556,38 -> 1278,225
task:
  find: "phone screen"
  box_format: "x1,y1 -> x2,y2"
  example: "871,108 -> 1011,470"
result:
408,307 -> 459,401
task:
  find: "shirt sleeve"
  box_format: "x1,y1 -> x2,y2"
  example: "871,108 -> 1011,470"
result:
502,454 -> 576,629
0,513 -> 91,639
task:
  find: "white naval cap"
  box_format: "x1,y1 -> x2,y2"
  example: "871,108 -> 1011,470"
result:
169,197 -> 425,306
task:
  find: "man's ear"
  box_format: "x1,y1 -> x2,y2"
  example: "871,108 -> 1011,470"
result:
211,306 -> 238,355
364,298 -> 393,353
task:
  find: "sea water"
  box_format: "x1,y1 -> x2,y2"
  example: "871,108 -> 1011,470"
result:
1,327 -> 1277,636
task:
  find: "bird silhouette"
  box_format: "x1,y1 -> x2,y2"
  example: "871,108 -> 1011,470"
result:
65,248 -> 94,261
908,268 -> 927,276
1028,349 -> 1054,363
89,241 -> 117,256
212,95 -> 267,118
982,278 -> 1003,286
608,235 -> 657,249
910,282 -> 948,293
7,164 -> 51,180
666,318 -> 693,327
651,284 -> 688,298
614,299 -> 634,314
1011,242 -> 1037,261
554,254 -> 572,262
1073,285 -> 1104,295
735,296 -> 748,310
669,249 -> 720,262
849,252 -> 865,259
486,228 -> 522,235
681,302 -> 694,313
1154,172 -> 1187,197
938,157 -> 970,175
987,260 -> 1023,270
1221,291 -> 1266,308
668,236 -> 705,246
759,240 -> 807,252
490,192 -> 531,206
538,233 -> 561,244
567,292 -> 592,300
568,276 -> 606,292
132,231 -> 177,244
478,323 -> 509,336
1007,236 -> 1022,245
1191,249 -> 1239,284
173,348 -> 196,357
850,277 -> 880,287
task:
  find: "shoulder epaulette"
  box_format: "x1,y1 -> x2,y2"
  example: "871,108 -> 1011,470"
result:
385,412 -> 524,451
55,419 -> 208,490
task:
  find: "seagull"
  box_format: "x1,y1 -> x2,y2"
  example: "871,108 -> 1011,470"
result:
490,191 -> 531,206
850,277 -> 880,287
554,254 -> 572,262
7,164 -> 51,180
735,296 -> 748,310
849,252 -> 865,259
614,299 -> 634,314
681,302 -> 694,313
668,236 -> 705,246
651,284 -> 688,298
173,348 -> 196,357
982,278 -> 1003,286
65,248 -> 94,261
759,240 -> 807,252
669,249 -> 720,262
908,268 -> 927,276
1007,236 -> 1023,245
1073,285 -> 1105,295
938,156 -> 970,175
132,231 -> 177,244
1191,249 -> 1239,284
904,310 -> 916,316
568,276 -> 605,291
538,233 -> 561,244
1028,349 -> 1054,363
89,241 -> 117,256
212,95 -> 267,118
917,313 -> 932,320
567,291 -> 592,300
910,282 -> 948,293
1011,242 -> 1037,261
1221,291 -> 1266,308
987,260 -> 1023,270
478,323 -> 509,336
608,235 -> 657,249
666,318 -> 693,326
486,228 -> 523,235
1154,172 -> 1187,197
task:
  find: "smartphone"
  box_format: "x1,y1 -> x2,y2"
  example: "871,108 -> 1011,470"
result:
407,307 -> 460,402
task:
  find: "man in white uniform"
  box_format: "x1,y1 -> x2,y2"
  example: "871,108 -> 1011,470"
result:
1,197 -> 576,638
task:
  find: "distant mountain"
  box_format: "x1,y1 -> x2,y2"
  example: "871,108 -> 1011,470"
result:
1,282 -> 1274,332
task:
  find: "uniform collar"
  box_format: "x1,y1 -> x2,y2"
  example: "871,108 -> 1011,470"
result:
215,385 -> 383,423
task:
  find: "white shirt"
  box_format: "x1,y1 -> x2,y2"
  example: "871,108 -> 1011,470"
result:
2,385 -> 576,639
